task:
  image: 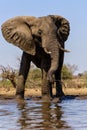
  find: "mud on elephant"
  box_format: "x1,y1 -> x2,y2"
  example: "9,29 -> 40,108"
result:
1,15 -> 70,99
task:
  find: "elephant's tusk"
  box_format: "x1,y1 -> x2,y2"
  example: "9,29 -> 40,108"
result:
44,45 -> 70,54
58,44 -> 70,52
44,47 -> 52,54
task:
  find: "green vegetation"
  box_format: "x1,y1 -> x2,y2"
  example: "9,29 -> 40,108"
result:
26,68 -> 42,88
62,64 -> 73,79
0,80 -> 12,88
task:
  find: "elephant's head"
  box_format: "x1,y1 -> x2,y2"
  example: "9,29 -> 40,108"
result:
1,15 -> 70,82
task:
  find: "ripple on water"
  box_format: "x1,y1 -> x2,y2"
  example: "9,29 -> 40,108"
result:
0,98 -> 87,130
59,99 -> 87,130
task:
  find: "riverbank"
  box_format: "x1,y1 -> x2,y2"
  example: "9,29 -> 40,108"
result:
0,86 -> 87,99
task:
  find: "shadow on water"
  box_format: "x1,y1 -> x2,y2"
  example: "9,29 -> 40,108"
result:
16,99 -> 72,130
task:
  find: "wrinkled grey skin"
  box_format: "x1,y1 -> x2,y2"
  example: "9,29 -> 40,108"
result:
1,15 -> 70,99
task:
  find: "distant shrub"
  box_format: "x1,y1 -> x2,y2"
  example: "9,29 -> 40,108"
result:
62,64 -> 73,79
29,68 -> 41,79
26,68 -> 42,88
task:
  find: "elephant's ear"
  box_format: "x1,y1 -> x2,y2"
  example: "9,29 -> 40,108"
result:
49,15 -> 70,42
1,16 -> 36,55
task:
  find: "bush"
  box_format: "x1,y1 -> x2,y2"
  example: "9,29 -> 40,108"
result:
29,68 -> 41,79
25,68 -> 42,88
62,64 -> 73,79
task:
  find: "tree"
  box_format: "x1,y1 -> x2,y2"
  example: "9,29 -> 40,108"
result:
0,65 -> 17,88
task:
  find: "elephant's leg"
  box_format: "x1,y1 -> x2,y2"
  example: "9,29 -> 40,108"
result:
42,69 -> 53,99
55,72 -> 64,97
16,52 -> 31,99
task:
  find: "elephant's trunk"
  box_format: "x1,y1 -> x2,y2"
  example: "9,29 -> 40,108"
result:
42,34 -> 59,83
48,39 -> 59,83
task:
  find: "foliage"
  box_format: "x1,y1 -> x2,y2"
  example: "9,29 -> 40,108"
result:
82,71 -> 87,79
29,68 -> 41,79
0,79 -> 13,88
62,64 -> 73,79
0,63 -> 79,88
25,68 -> 42,88
0,65 -> 17,88
66,64 -> 78,75
79,71 -> 87,88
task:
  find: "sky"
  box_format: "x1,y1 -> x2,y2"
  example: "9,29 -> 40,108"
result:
0,0 -> 87,74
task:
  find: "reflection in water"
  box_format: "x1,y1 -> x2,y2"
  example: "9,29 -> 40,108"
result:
16,99 -> 72,130
1,99 -> 87,129
17,100 -> 29,129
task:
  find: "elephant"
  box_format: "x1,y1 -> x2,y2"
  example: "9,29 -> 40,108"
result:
1,15 -> 70,99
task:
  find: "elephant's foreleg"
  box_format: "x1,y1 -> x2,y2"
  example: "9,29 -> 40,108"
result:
55,75 -> 64,97
42,69 -> 52,99
16,52 -> 31,99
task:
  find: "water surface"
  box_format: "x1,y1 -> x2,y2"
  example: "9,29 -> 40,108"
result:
0,98 -> 87,130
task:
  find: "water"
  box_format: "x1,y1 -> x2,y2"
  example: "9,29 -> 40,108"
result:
0,98 -> 87,130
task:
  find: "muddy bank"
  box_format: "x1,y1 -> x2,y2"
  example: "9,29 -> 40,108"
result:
0,87 -> 87,99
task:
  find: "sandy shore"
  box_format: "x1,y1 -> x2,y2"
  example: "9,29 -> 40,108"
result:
0,87 -> 87,99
